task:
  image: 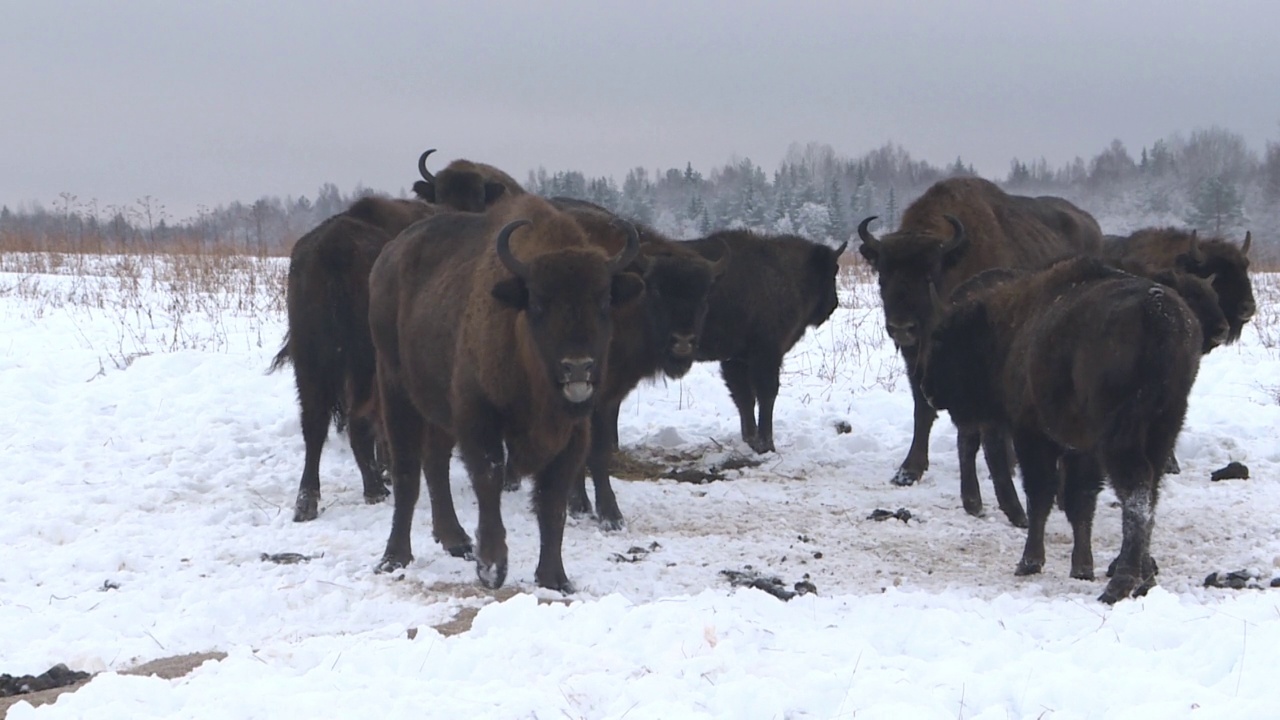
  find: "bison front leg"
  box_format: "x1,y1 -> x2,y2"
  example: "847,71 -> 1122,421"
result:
457,402 -> 508,589
748,354 -> 783,454
956,422 -> 984,518
1012,430 -> 1061,577
586,402 -> 624,530
981,425 -> 1027,528
719,359 -> 759,449
531,426 -> 588,594
422,424 -> 471,559
893,361 -> 936,486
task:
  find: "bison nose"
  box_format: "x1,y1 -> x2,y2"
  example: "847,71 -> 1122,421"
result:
671,333 -> 696,357
560,358 -> 595,383
1241,300 -> 1256,321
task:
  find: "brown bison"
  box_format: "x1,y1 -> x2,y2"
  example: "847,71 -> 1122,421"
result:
921,256 -> 1203,603
270,196 -> 438,522
1103,227 -> 1255,344
412,148 -> 526,211
857,177 -> 1103,486
685,230 -> 847,454
948,261 -> 1228,526
367,193 -> 643,592
271,153 -> 525,523
524,198 -> 729,529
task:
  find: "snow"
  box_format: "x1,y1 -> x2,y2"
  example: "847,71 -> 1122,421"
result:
3,257 -> 1280,718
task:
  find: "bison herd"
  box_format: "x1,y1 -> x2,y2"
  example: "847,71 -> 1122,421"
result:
269,151 -> 1257,604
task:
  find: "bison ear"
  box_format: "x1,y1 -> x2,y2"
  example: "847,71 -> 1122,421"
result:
483,182 -> 507,205
413,180 -> 436,203
491,277 -> 528,310
611,272 -> 645,307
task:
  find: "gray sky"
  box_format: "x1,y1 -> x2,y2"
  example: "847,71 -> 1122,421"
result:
4,0 -> 1279,220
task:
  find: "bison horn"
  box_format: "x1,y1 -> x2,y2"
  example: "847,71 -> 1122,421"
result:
606,218 -> 641,274
418,148 -> 437,184
939,215 -> 966,254
1242,230 -> 1252,256
709,238 -> 731,276
834,240 -> 848,257
495,219 -> 533,278
857,216 -> 880,247
1187,229 -> 1204,263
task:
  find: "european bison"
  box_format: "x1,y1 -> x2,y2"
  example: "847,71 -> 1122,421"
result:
857,177 -> 1103,486
272,153 -> 525,523
412,148 -> 526,211
543,198 -> 728,529
367,193 -> 643,592
1103,227 -> 1255,343
921,256 -> 1203,603
947,261 -> 1228,525
270,196 -> 437,522
685,229 -> 847,454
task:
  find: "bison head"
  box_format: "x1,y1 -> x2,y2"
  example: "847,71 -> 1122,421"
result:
490,218 -> 644,412
1151,270 -> 1229,354
413,149 -> 509,212
858,215 -> 969,349
635,242 -> 730,378
1176,231 -> 1254,344
919,289 -> 1000,425
807,240 -> 849,328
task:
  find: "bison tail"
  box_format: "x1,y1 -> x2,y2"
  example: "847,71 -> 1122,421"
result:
267,333 -> 291,374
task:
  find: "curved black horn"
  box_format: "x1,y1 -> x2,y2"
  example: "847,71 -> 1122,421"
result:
495,219 -> 533,278
834,240 -> 849,257
418,148 -> 437,183
857,216 -> 880,246
1242,230 -> 1252,256
940,215 -> 966,253
607,218 -> 641,273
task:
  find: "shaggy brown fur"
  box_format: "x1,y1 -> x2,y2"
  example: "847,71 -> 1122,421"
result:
367,193 -> 643,592
857,177 -> 1103,487
519,198 -> 729,530
412,149 -> 526,212
1103,227 -> 1255,343
270,197 -> 438,522
922,256 -> 1202,603
686,229 -> 846,454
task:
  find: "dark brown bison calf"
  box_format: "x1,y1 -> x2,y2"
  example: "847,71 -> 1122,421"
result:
921,256 -> 1202,603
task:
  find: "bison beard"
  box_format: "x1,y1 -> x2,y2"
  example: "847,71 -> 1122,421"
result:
367,194 -> 642,593
921,257 -> 1202,603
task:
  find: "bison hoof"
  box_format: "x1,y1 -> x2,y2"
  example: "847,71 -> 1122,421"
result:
293,492 -> 320,523
444,541 -> 474,560
375,552 -> 413,574
890,468 -> 922,487
596,514 -> 625,532
476,558 -> 508,589
1098,574 -> 1141,604
961,496 -> 984,518
1015,558 -> 1043,576
537,572 -> 575,595
568,495 -> 593,518
1002,507 -> 1030,529
748,437 -> 776,454
503,476 -> 522,492
1163,454 -> 1181,475
363,487 -> 390,505
1070,566 -> 1096,581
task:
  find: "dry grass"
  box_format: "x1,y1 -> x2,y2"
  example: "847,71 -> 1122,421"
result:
0,240 -> 286,370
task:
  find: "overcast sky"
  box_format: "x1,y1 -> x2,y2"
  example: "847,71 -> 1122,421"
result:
4,0 -> 1279,220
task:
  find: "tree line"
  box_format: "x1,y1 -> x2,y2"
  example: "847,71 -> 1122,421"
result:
3,127 -> 1277,260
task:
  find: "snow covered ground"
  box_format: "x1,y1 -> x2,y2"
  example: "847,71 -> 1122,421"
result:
3,256 -> 1280,718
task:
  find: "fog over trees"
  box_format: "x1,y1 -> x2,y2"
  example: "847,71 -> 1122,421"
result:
3,126 -> 1277,261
